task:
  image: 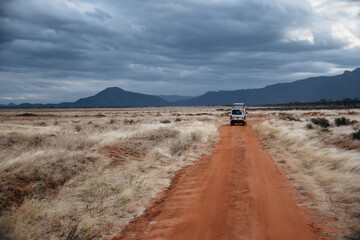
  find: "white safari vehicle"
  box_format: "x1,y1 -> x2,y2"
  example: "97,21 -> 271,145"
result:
230,103 -> 247,126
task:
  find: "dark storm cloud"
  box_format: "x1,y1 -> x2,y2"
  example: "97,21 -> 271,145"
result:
0,0 -> 359,103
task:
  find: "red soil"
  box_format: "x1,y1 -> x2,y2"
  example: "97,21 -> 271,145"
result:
111,121 -> 336,240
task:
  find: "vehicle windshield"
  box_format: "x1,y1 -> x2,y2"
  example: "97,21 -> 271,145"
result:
232,109 -> 243,115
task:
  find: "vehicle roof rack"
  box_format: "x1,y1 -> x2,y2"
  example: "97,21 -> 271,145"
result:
233,103 -> 245,107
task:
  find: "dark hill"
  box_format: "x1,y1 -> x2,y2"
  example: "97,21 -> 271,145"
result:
12,87 -> 169,108
176,67 -> 360,105
67,87 -> 167,107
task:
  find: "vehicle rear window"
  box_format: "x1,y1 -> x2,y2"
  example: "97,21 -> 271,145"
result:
232,109 -> 243,115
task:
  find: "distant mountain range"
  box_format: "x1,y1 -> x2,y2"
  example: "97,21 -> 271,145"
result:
175,67 -> 360,106
2,67 -> 359,108
158,95 -> 194,102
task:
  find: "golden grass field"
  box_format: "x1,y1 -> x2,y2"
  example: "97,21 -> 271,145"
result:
0,107 -> 224,239
252,109 -> 360,239
0,107 -> 359,239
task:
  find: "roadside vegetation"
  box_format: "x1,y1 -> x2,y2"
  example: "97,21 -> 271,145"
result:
2,107 -> 359,239
0,108 -> 224,240
252,109 -> 360,239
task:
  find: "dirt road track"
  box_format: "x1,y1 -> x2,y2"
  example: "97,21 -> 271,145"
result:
111,121 -> 333,240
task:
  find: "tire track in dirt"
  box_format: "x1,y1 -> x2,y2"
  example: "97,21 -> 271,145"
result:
111,121 -> 335,240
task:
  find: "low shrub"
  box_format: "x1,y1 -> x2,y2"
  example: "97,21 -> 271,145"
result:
352,129 -> 360,140
1,135 -> 19,148
96,113 -> 106,117
36,122 -> 47,127
29,136 -> 43,147
160,120 -> 171,124
170,137 -> 190,155
123,119 -> 136,125
16,113 -> 38,117
311,118 -> 330,128
335,117 -> 351,126
190,131 -> 202,141
306,123 -> 314,129
279,113 -> 301,122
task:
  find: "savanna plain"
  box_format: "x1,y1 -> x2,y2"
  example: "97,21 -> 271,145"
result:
0,107 -> 359,240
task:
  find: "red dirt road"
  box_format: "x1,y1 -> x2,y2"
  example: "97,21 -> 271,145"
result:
112,121 -> 332,240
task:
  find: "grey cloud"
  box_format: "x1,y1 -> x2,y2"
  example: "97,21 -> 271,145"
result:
86,8 -> 112,20
0,0 -> 359,103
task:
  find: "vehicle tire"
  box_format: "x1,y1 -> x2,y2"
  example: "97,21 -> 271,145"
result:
243,122 -> 247,126
230,121 -> 234,126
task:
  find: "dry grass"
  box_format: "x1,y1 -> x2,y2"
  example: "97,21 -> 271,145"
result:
252,109 -> 360,239
0,107 -> 225,240
3,107 -> 358,239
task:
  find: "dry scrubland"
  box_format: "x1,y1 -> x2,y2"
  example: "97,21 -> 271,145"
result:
251,109 -> 360,239
1,107 -> 359,240
0,107 -> 225,239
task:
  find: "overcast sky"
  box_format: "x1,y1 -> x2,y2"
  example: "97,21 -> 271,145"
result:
0,0 -> 359,104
